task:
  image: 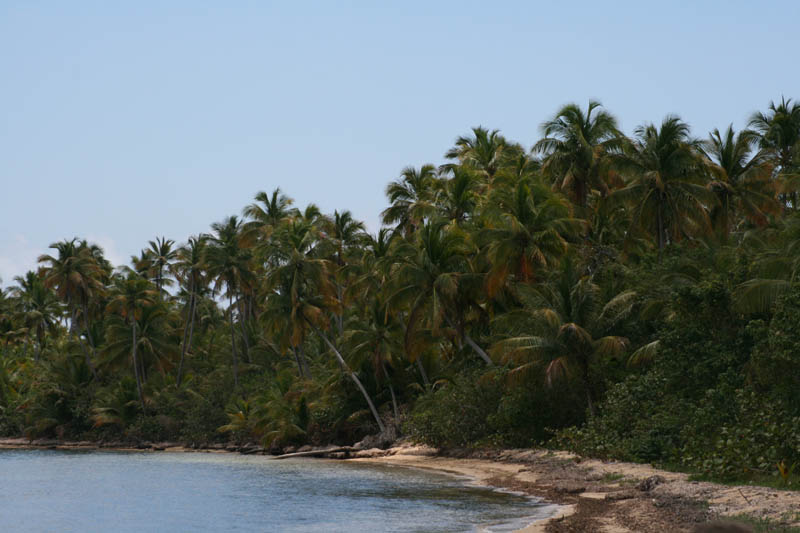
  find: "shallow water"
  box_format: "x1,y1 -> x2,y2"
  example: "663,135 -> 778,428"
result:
0,449 -> 556,532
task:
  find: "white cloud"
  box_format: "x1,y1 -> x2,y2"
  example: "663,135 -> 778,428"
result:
0,234 -> 127,288
85,234 -> 125,269
0,234 -> 41,287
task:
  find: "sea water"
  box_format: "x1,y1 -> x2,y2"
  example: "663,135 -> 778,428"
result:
0,449 -> 557,532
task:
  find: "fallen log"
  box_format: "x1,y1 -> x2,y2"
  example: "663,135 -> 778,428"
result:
272,446 -> 357,459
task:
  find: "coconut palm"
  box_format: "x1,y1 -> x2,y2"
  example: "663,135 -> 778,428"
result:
435,166 -> 479,226
143,237 -> 176,297
11,271 -> 61,361
701,125 -> 777,239
38,239 -> 104,379
534,101 -> 625,208
749,97 -> 800,209
491,259 -> 635,415
205,216 -> 255,388
611,116 -> 716,256
343,299 -> 404,419
266,219 -> 386,432
241,187 -> 294,248
173,236 -> 207,386
480,179 -> 585,295
381,165 -> 439,235
390,221 -> 492,366
105,270 -> 158,410
445,127 -> 517,189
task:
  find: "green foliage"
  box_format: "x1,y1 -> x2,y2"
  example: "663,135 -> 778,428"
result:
405,370 -> 584,448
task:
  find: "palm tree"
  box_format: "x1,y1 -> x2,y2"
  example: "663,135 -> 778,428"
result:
11,271 -> 61,361
749,97 -> 800,209
480,179 -> 584,294
701,125 -> 777,239
267,219 -> 386,432
38,239 -> 104,379
381,165 -> 438,235
146,237 -> 177,297
534,101 -> 624,208
343,299 -> 404,420
241,187 -> 294,247
105,270 -> 158,410
445,127 -> 515,189
491,259 -> 634,415
205,216 -> 254,389
173,236 -> 207,386
390,221 -> 493,366
611,116 -> 715,256
324,210 -> 366,335
436,166 -> 479,226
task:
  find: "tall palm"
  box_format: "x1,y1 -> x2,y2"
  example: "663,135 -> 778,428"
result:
343,299 -> 404,420
11,271 -> 61,361
381,165 -> 439,235
173,236 -> 207,386
701,125 -> 777,239
205,216 -> 254,389
390,221 -> 492,366
38,239 -> 104,379
749,97 -> 800,209
105,271 -> 157,410
267,220 -> 386,432
611,116 -> 715,256
241,187 -> 294,248
146,237 -> 176,297
445,127 -> 515,189
491,259 -> 634,415
480,179 -> 584,295
534,101 -> 624,208
435,166 -> 479,226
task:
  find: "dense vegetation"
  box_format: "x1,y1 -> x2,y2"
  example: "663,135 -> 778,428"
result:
2,98 -> 800,482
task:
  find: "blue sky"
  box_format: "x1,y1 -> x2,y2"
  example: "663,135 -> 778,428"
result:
2,1 -> 799,283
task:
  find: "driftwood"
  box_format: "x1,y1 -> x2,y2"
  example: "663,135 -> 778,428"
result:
272,446 -> 357,459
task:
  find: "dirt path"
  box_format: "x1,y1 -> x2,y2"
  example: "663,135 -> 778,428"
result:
348,445 -> 800,532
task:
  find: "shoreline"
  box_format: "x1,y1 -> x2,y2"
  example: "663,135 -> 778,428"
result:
3,437 -> 799,531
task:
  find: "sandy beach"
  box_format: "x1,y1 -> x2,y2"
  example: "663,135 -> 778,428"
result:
347,444 -> 800,532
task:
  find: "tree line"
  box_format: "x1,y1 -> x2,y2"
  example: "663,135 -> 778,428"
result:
1,97 -> 799,478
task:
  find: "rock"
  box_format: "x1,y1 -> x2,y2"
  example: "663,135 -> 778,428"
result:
354,425 -> 399,450
578,492 -> 608,500
297,445 -> 313,453
637,475 -> 666,492
282,446 -> 297,454
607,491 -> 637,501
353,448 -> 387,459
555,484 -> 587,494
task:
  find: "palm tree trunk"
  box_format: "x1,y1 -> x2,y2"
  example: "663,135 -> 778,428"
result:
177,284 -> 196,387
307,319 -> 386,433
382,363 -> 399,420
582,360 -> 595,417
444,315 -> 493,365
228,295 -> 239,389
71,305 -> 98,380
298,344 -> 311,378
656,202 -> 665,261
132,320 -> 145,411
416,358 -> 430,386
237,298 -> 251,363
292,346 -> 305,378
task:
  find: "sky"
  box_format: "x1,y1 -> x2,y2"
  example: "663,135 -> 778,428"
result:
2,1 -> 799,285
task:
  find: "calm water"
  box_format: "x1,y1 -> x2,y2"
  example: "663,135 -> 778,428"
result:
0,449 -> 556,532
